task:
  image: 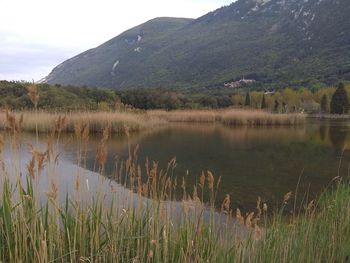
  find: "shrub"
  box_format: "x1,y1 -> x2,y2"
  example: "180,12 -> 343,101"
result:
320,94 -> 329,113
245,92 -> 251,106
330,83 -> 349,114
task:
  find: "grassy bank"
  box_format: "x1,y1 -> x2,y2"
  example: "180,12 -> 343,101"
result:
0,158 -> 349,262
0,121 -> 349,262
260,182 -> 350,262
0,109 -> 305,134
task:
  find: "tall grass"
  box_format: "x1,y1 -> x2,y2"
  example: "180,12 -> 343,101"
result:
0,110 -> 166,134
0,109 -> 305,134
0,116 -> 240,262
0,112 -> 349,262
149,109 -> 218,123
150,109 -> 305,126
255,182 -> 350,262
220,109 -> 305,126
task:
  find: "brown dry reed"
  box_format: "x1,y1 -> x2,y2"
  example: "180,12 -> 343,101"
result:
0,108 -> 305,135
27,80 -> 39,108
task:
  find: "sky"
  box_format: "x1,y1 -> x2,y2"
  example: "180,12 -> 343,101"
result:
0,0 -> 233,81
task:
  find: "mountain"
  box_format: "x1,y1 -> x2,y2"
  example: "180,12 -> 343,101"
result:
44,0 -> 350,89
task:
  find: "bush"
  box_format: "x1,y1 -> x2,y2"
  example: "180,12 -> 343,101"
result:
245,92 -> 251,106
330,83 -> 349,114
320,94 -> 329,113
261,94 -> 267,109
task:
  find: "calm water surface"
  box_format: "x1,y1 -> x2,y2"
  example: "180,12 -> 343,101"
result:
3,119 -> 350,211
71,119 -> 350,209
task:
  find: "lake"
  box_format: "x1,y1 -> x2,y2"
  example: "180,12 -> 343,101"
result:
2,119 -> 350,212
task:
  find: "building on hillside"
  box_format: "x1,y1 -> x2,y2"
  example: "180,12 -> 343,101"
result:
224,77 -> 256,88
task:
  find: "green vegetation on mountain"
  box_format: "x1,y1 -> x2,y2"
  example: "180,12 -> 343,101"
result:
44,0 -> 350,90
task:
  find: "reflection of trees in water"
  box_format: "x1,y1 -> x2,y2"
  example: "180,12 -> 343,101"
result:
329,125 -> 349,151
319,124 -> 327,141
328,124 -> 350,178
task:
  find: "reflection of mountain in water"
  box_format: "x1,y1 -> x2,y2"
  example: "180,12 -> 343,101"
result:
6,122 -> 349,213
64,123 -> 349,212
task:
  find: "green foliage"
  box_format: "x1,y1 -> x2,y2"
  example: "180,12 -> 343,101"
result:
120,89 -> 235,110
0,81 -> 119,110
120,89 -> 188,110
330,83 -> 349,114
97,101 -> 111,111
273,100 -> 279,112
261,94 -> 267,109
245,92 -> 251,106
0,81 -> 237,110
320,94 -> 329,113
1,80 -> 350,114
199,96 -> 218,109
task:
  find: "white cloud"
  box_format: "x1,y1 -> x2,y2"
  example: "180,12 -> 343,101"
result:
0,0 -> 233,81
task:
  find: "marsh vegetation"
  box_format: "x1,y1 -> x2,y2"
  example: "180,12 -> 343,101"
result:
0,82 -> 349,262
0,112 -> 349,262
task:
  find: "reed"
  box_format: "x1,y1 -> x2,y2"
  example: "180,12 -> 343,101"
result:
220,109 -> 305,126
0,109 -> 304,135
0,118 -> 349,262
147,109 -> 305,126
0,120 -> 239,262
149,109 -> 218,123
0,110 -> 166,134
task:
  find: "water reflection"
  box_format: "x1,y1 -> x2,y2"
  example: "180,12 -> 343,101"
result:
329,123 -> 349,151
319,124 -> 327,142
68,122 -> 350,211
2,120 -> 350,212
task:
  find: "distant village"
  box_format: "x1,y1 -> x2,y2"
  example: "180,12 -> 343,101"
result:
224,78 -> 276,95
224,77 -> 256,88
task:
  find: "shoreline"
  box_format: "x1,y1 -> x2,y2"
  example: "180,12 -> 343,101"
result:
307,113 -> 350,120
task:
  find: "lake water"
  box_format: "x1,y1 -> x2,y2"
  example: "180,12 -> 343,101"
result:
2,119 -> 350,212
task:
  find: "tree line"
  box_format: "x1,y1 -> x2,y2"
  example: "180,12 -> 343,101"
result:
235,83 -> 349,114
0,81 -> 118,111
0,80 -> 349,113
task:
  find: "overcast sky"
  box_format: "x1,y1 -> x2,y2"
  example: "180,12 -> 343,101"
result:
0,0 -> 233,81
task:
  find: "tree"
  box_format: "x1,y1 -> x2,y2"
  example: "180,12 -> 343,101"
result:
261,94 -> 267,109
282,102 -> 287,113
97,101 -> 111,111
330,83 -> 349,114
199,96 -> 218,109
245,92 -> 251,107
232,94 -> 243,106
283,88 -> 298,109
273,100 -> 279,112
217,95 -> 233,108
320,94 -> 329,113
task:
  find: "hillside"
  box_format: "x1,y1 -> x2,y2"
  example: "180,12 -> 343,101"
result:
44,0 -> 350,89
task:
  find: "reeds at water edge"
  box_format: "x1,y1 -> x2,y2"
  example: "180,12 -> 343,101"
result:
0,108 -> 305,135
0,110 -> 349,262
